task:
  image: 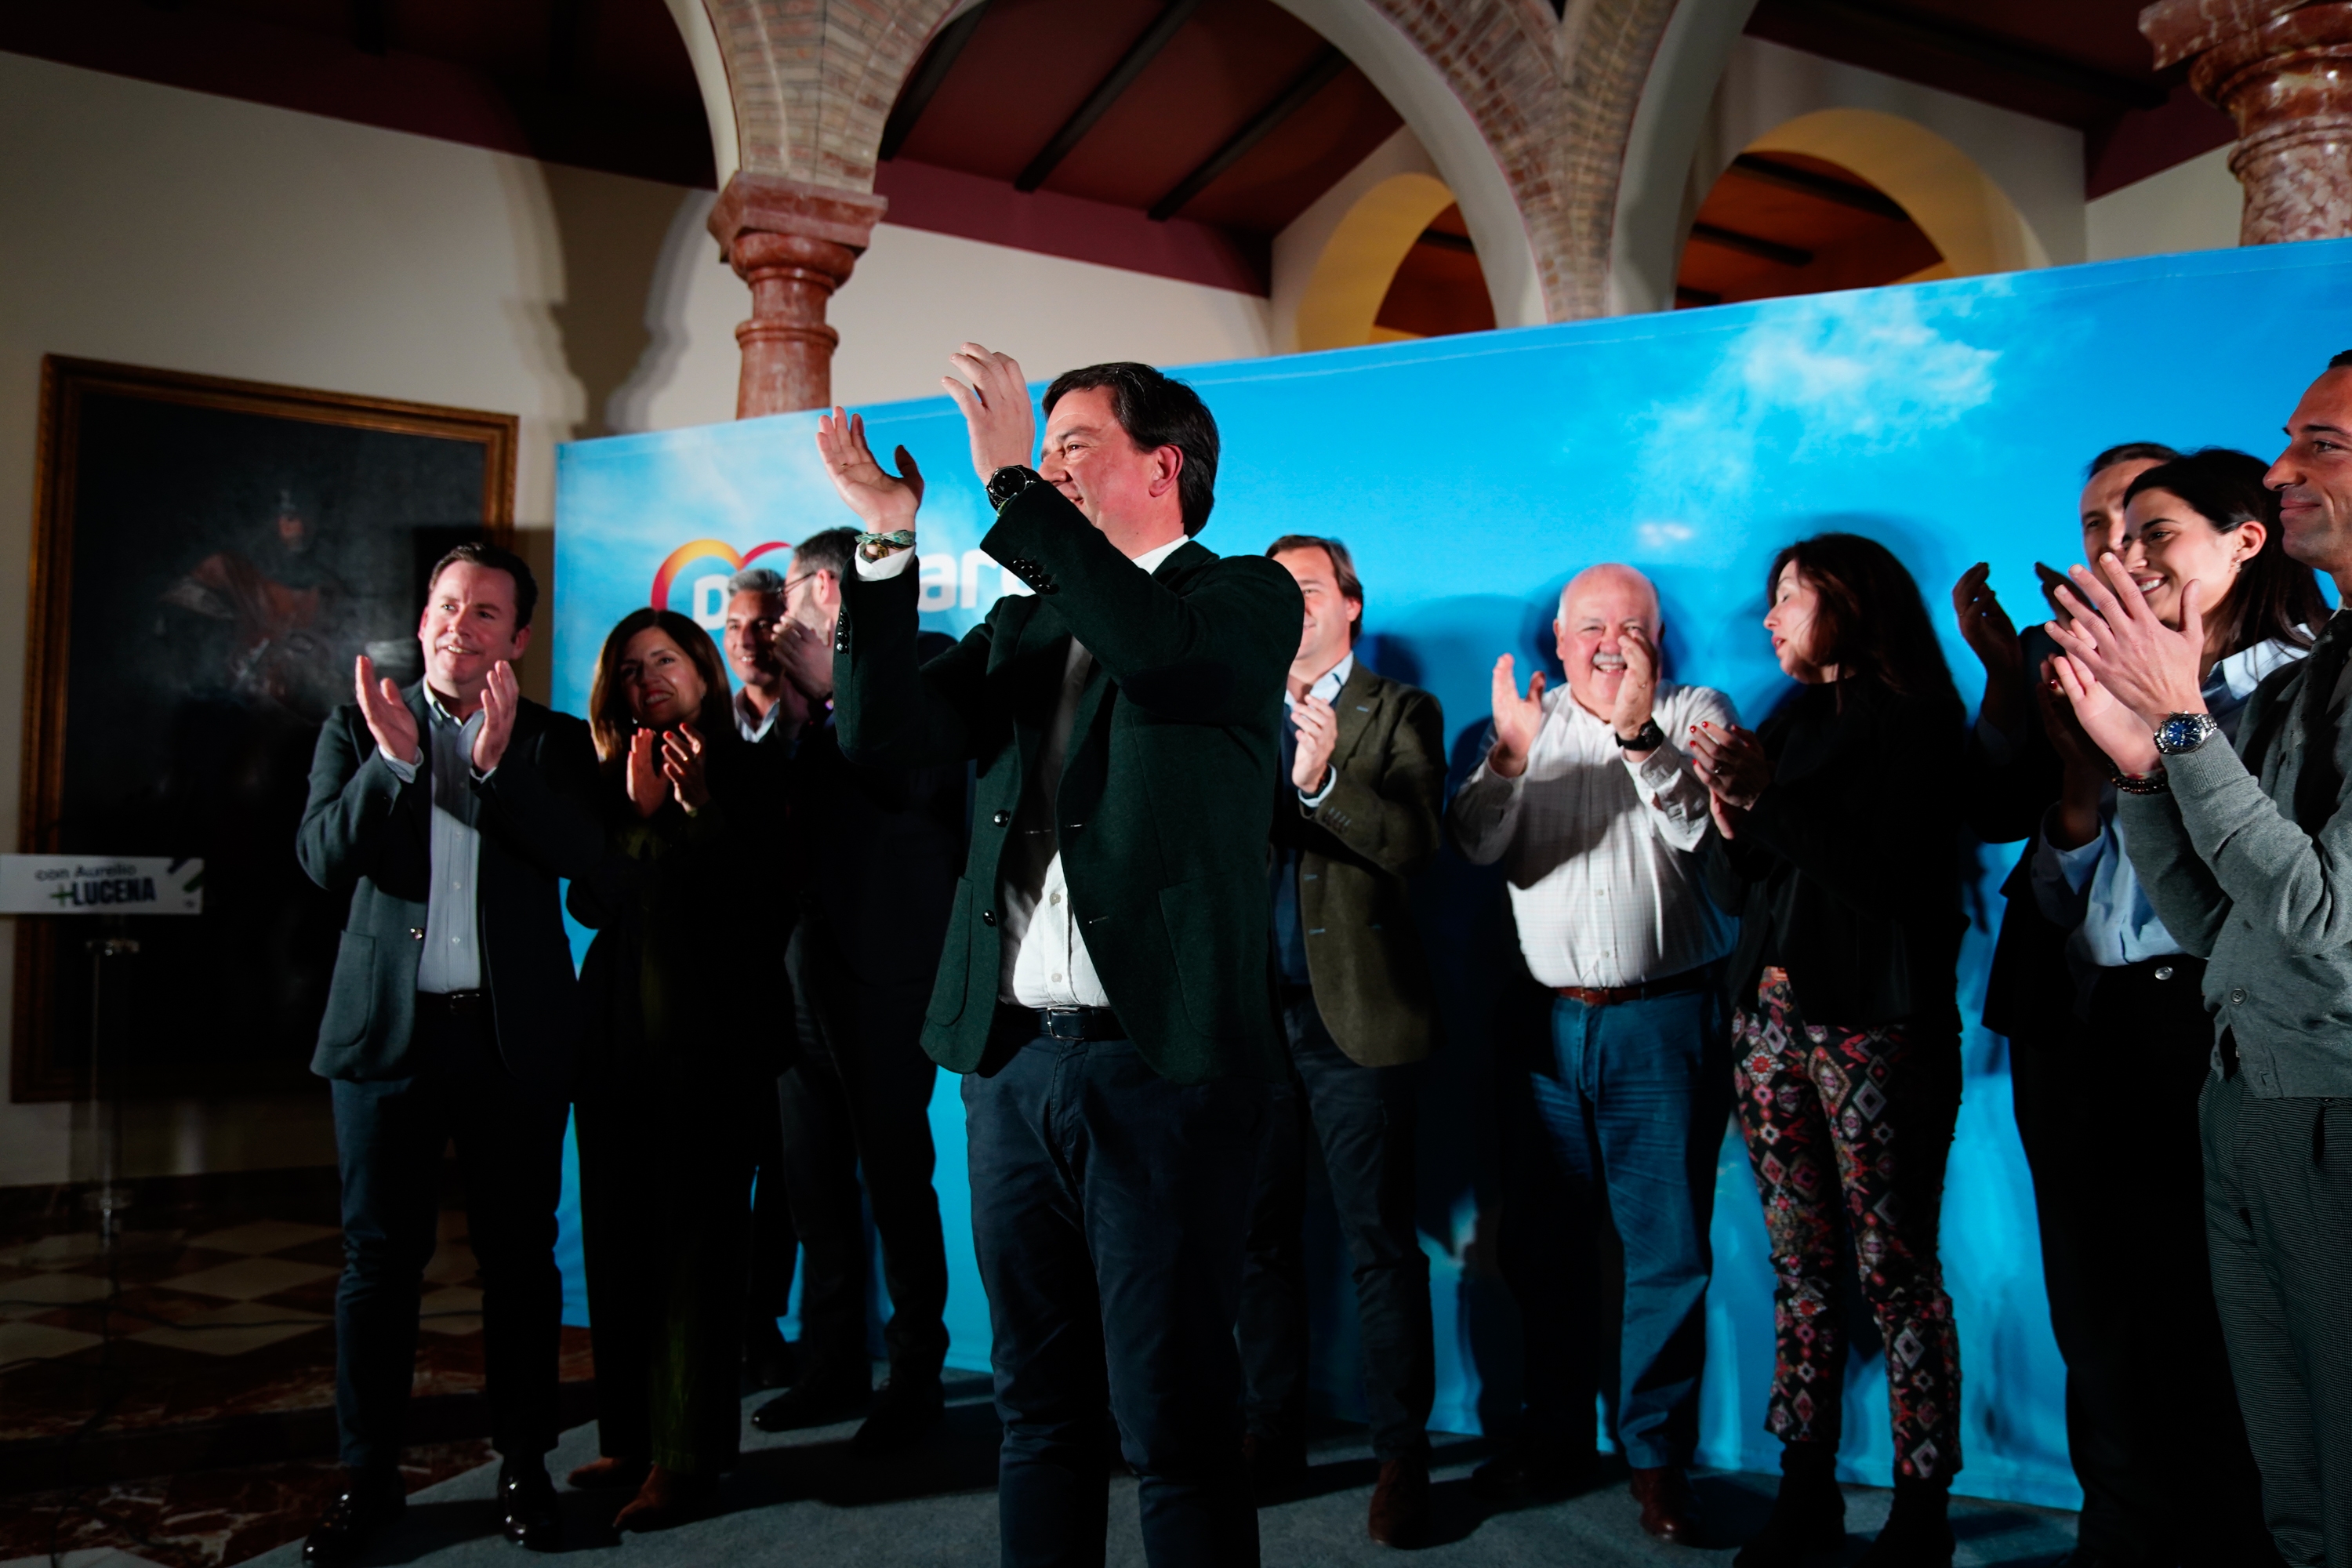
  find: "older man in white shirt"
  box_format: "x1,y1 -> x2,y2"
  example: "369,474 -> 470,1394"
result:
1447,562 -> 1735,1547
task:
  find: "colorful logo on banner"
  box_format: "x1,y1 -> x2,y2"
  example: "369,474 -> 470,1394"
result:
648,539 -> 793,626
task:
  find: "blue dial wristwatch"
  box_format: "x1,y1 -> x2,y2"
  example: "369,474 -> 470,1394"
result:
2153,712 -> 2220,755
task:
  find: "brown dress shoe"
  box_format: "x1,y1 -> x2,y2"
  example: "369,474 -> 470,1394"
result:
1631,1465 -> 1698,1545
612,1465 -> 716,1533
565,1455 -> 649,1491
1368,1455 -> 1431,1548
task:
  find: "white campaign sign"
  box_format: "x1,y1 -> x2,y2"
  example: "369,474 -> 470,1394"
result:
0,856 -> 202,915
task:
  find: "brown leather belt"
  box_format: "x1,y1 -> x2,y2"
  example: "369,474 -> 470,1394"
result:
1554,966 -> 1711,1009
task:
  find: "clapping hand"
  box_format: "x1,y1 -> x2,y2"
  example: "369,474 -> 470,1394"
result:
1688,720 -> 1770,840
1610,622 -> 1661,748
1487,655 -> 1546,779
815,408 -> 924,533
474,660 -> 518,773
1951,563 -> 2023,682
1290,682 -> 1339,794
662,723 -> 710,811
2045,553 -> 2207,728
2048,652 -> 2160,776
942,343 -> 1037,482
625,728 -> 664,819
355,654 -> 419,765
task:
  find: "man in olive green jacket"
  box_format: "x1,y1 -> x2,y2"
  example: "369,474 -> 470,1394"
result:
815,347 -> 1300,1567
1239,535 -> 1444,1546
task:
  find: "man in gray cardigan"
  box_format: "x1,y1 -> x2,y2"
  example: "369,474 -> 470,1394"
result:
2049,353 -> 2352,1568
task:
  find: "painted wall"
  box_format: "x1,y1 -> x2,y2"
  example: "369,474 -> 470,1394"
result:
0,49 -> 1276,1189
1698,36 -> 2089,271
2085,144 -> 2244,263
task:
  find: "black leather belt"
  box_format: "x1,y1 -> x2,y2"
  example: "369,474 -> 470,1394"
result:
996,1002 -> 1126,1042
417,989 -> 487,1013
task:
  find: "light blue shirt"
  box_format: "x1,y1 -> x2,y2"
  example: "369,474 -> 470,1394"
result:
2031,636 -> 2309,989
380,690 -> 492,994
1283,652 -> 1353,809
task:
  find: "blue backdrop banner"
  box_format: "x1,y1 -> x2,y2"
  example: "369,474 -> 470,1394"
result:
549,235 -> 2352,1509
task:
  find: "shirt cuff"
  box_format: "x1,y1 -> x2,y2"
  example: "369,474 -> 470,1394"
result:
380,748 -> 421,782
2033,808 -> 2102,895
1298,767 -> 1337,809
855,545 -> 916,581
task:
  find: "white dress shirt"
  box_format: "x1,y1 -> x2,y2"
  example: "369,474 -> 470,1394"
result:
856,529 -> 1189,1008
734,686 -> 779,744
1447,681 -> 1737,989
379,689 -> 491,994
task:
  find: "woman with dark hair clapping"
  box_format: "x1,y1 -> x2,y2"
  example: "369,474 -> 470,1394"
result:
1692,534 -> 1969,1568
564,608 -> 791,1530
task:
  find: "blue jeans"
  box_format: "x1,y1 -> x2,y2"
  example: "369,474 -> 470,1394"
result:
1521,987 -> 1726,1470
964,1033 -> 1269,1568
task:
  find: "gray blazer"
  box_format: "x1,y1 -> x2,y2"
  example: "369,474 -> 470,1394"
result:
2119,621 -> 2352,1097
296,683 -> 602,1094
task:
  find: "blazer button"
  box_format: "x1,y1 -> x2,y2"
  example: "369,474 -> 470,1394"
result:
981,909 -> 996,927
408,928 -> 426,941
992,810 -> 1011,826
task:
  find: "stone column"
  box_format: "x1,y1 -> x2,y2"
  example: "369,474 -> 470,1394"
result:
706,174 -> 889,418
2143,1 -> 2352,245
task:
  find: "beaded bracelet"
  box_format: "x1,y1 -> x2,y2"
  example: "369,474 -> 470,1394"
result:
2110,768 -> 2170,796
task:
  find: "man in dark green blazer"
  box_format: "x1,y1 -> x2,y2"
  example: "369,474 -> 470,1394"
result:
293,543 -> 601,1566
815,347 -> 1300,1566
1239,535 -> 1443,1546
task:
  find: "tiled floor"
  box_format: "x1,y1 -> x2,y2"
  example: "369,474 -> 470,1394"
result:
0,1171 -> 590,1568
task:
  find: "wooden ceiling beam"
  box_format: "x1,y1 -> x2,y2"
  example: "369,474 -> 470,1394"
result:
880,3 -> 993,164
1149,45 -> 1345,222
1689,222 -> 1814,267
1758,0 -> 2167,111
1014,0 -> 1201,193
1724,154 -> 1911,220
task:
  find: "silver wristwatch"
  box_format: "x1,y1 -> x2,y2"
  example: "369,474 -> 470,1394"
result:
2152,712 -> 2220,755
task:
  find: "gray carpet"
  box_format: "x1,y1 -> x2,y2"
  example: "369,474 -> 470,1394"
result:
246,1374 -> 2079,1566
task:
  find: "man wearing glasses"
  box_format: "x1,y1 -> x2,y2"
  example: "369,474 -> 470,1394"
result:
751,527 -> 966,1454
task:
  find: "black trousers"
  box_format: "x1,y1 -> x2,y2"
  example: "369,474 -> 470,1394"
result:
329,994 -> 568,1472
964,1032 -> 1270,1568
746,1085 -> 798,1333
2012,955 -> 2274,1565
777,922 -> 951,1382
1239,989 -> 1432,1461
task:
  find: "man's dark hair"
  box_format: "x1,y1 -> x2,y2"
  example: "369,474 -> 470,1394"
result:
1766,532 -> 1958,706
791,527 -> 859,582
2085,441 -> 2180,481
2123,448 -> 2326,655
2328,350 -> 2352,369
427,539 -> 538,630
1266,534 -> 1364,644
1043,362 -> 1219,537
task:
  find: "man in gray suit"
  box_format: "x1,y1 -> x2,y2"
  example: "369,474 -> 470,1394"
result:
2049,353 -> 2352,1568
295,543 -> 601,1565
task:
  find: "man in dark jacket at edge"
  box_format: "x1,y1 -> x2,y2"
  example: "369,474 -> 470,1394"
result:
814,344 -> 1300,1566
293,542 -> 602,1565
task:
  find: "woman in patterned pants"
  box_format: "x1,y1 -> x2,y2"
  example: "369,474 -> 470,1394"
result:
1691,533 -> 1968,1568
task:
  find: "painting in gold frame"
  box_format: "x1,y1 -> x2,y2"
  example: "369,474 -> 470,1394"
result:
15,358 -> 516,1101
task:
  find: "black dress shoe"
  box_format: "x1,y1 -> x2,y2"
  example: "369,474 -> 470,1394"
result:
750,1368 -> 871,1432
852,1375 -> 945,1455
303,1471 -> 404,1566
497,1459 -> 564,1552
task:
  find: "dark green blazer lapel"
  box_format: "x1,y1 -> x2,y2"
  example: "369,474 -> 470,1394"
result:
1059,541 -> 1216,797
